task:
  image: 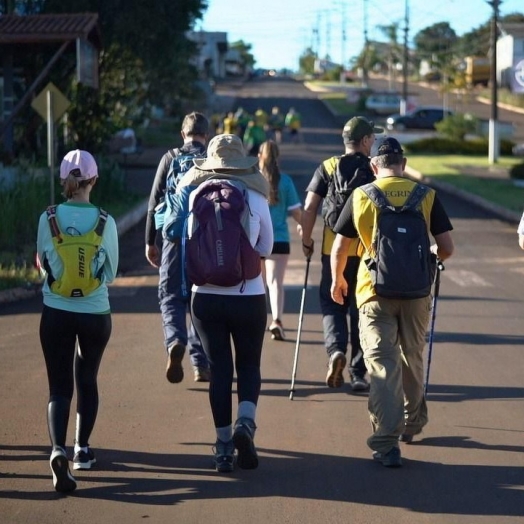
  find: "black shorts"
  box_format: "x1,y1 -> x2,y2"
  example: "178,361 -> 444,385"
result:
271,241 -> 290,255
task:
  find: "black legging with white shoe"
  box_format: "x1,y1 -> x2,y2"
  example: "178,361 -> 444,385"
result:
191,293 -> 266,428
39,305 -> 112,450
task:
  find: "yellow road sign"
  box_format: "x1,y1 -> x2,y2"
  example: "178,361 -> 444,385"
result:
31,82 -> 70,122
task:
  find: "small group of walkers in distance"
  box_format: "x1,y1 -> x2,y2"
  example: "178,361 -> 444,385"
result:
36,104 -> 457,493
216,105 -> 302,156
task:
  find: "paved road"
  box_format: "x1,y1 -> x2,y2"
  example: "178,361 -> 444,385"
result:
1,76 -> 523,524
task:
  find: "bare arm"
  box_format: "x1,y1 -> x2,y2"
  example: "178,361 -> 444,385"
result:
330,234 -> 353,305
300,192 -> 322,256
432,231 -> 454,261
290,206 -> 303,236
519,234 -> 524,250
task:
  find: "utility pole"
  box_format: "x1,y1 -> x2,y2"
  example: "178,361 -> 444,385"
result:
401,0 -> 409,115
487,0 -> 501,164
362,0 -> 369,87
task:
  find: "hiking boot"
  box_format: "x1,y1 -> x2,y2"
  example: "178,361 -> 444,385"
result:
373,447 -> 402,467
349,375 -> 369,392
50,447 -> 77,493
194,366 -> 211,382
399,429 -> 422,444
269,319 -> 285,341
73,447 -> 96,470
166,341 -> 185,383
326,351 -> 347,388
213,439 -> 235,473
233,417 -> 258,470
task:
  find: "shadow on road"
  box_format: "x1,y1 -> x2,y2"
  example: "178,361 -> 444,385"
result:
0,442 -> 522,517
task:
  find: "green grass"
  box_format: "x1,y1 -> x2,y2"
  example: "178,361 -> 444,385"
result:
407,154 -> 524,213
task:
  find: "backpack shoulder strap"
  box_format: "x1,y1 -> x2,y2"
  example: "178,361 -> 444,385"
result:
402,184 -> 430,211
46,205 -> 62,239
360,183 -> 392,210
94,208 -> 108,236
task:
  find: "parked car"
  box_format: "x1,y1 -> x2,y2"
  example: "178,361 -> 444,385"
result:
513,143 -> 524,156
386,107 -> 454,131
365,92 -> 401,115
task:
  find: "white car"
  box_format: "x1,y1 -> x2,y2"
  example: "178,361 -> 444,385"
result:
365,93 -> 401,115
513,143 -> 524,156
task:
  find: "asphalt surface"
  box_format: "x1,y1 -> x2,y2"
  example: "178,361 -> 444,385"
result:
1,76 -> 523,524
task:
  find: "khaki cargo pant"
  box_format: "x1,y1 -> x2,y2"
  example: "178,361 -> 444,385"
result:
359,295 -> 432,454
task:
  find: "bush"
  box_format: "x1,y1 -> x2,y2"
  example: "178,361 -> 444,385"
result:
509,162 -> 524,180
0,157 -> 135,262
435,113 -> 478,141
404,136 -> 514,155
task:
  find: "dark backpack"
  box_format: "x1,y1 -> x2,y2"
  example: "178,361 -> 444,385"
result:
322,153 -> 374,230
185,179 -> 261,289
154,148 -> 205,237
360,183 -> 435,299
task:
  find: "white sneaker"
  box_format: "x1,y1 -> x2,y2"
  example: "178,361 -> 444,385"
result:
269,320 -> 285,341
50,447 -> 77,493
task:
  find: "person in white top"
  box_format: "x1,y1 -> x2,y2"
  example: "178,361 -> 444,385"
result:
185,134 -> 273,473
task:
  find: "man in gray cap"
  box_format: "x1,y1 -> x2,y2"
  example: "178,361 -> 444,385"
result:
300,116 -> 383,392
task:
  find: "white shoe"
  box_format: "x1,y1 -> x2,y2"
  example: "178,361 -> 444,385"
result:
50,447 -> 77,493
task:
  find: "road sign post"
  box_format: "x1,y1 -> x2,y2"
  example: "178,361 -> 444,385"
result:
31,83 -> 70,205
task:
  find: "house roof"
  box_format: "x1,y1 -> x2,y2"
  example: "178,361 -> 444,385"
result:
499,23 -> 524,39
0,13 -> 101,47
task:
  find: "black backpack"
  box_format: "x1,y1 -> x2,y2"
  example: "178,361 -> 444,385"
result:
322,153 -> 374,230
360,183 -> 435,299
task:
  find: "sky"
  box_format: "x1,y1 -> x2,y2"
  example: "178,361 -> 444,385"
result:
199,0 -> 524,71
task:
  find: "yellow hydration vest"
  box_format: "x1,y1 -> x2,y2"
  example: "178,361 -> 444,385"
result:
45,205 -> 108,298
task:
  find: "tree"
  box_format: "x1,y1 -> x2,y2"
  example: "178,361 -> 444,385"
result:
414,22 -> 457,66
299,47 -> 317,75
230,40 -> 256,75
455,13 -> 524,57
1,0 -> 208,155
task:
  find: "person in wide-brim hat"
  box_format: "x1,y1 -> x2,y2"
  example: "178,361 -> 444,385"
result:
193,134 -> 258,171
180,134 -> 269,198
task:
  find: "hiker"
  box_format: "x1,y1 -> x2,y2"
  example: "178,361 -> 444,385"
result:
243,118 -> 267,156
284,107 -> 302,144
222,111 -> 237,135
258,139 -> 302,340
300,116 -> 381,392
518,211 -> 524,249
36,150 -> 119,492
180,134 -> 273,472
330,136 -> 454,467
268,106 -> 285,144
145,112 -> 211,383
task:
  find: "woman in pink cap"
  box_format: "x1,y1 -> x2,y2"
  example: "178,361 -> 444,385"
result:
36,149 -> 119,493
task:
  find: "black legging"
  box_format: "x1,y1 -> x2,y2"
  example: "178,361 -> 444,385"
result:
191,293 -> 267,428
39,305 -> 112,449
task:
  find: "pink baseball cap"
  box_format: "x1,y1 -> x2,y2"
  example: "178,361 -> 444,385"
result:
59,149 -> 98,181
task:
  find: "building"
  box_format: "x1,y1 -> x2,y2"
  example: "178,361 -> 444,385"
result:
497,23 -> 524,93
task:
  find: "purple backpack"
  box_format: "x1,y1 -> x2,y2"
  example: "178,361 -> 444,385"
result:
186,179 -> 261,289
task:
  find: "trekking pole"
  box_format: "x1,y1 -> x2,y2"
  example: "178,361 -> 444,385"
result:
424,259 -> 445,398
289,255 -> 311,400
